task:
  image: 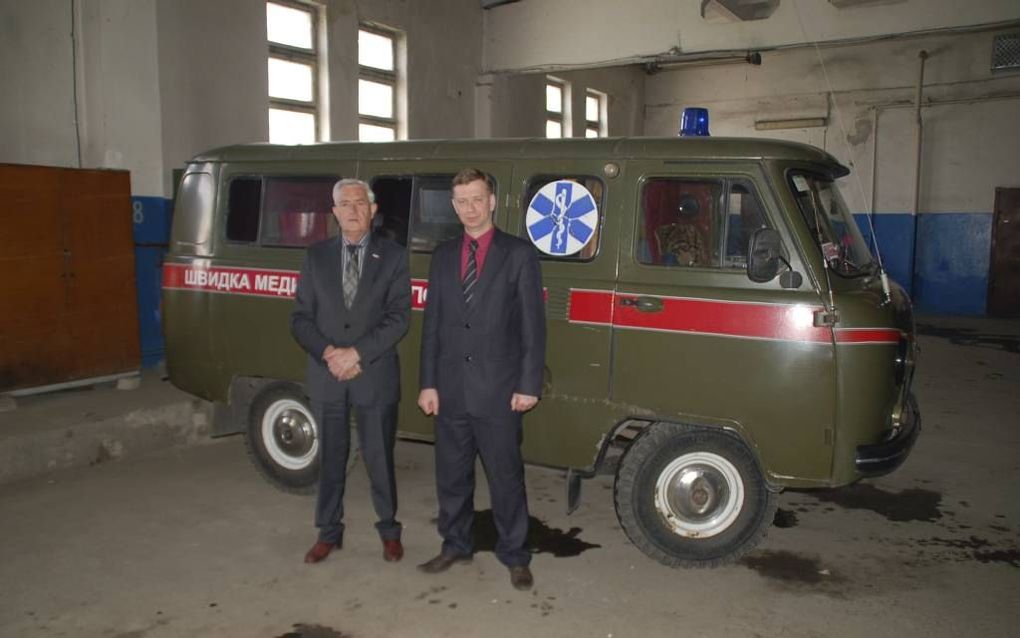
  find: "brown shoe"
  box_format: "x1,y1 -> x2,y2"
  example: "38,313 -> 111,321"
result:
304,541 -> 337,564
383,539 -> 404,562
509,566 -> 533,591
416,552 -> 473,574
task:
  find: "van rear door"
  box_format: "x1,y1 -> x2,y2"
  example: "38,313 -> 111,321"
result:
609,162 -> 836,483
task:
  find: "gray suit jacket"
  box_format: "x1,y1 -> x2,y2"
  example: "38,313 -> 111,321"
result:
291,234 -> 411,405
420,229 -> 546,418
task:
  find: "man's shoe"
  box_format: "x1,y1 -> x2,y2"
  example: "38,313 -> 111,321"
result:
509,565 -> 534,591
416,552 -> 472,574
383,539 -> 404,562
303,541 -> 337,564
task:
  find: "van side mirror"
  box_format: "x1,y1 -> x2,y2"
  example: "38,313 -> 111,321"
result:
747,228 -> 782,283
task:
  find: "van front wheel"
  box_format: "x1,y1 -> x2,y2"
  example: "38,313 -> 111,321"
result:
245,385 -> 320,494
614,424 -> 776,567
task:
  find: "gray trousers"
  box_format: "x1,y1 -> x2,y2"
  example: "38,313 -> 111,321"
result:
313,398 -> 401,544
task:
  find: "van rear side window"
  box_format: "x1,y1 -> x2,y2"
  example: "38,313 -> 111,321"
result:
226,176 -> 336,247
372,174 -> 463,253
638,178 -> 767,269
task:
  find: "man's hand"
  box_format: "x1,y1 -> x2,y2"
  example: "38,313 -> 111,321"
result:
323,346 -> 361,380
510,393 -> 539,412
418,388 -> 439,416
337,363 -> 362,381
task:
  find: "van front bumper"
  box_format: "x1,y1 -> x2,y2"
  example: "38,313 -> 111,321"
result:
854,394 -> 921,477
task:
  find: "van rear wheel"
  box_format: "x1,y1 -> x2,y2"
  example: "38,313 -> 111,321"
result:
614,423 -> 776,567
245,384 -> 320,494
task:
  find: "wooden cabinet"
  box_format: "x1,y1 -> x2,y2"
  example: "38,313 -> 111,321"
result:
0,164 -> 140,392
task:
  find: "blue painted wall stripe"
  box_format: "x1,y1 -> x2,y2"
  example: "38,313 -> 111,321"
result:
853,212 -> 993,316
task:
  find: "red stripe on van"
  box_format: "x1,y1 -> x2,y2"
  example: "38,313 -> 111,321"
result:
567,289 -> 615,325
162,263 -> 299,298
614,294 -> 832,343
833,328 -> 902,344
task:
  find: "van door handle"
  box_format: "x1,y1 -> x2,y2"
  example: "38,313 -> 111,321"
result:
619,296 -> 663,313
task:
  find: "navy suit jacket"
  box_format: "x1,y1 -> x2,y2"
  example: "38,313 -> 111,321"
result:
290,233 -> 411,405
420,229 -> 546,418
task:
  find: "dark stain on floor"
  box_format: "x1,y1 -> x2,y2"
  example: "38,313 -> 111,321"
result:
472,509 -> 601,557
276,624 -> 350,638
916,536 -> 1020,567
740,550 -> 835,586
773,508 -> 799,528
808,484 -> 943,523
916,324 -> 1020,354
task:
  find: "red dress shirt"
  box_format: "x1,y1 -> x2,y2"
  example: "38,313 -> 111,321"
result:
460,227 -> 495,280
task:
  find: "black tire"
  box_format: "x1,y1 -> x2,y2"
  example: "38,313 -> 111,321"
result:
614,423 -> 777,568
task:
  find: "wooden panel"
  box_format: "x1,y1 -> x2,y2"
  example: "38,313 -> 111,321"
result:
0,164 -> 139,391
988,188 -> 1020,318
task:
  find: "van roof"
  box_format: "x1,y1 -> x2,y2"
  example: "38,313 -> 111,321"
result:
191,137 -> 847,174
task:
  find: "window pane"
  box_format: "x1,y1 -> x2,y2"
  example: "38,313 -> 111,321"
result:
358,79 -> 393,118
546,84 -> 562,113
261,177 -> 337,247
269,108 -> 316,144
546,120 -> 562,138
266,2 -> 313,49
723,181 -> 767,269
585,128 -> 599,138
638,179 -> 722,267
268,58 -> 313,102
369,176 -> 413,246
359,123 -> 396,142
586,95 -> 599,122
359,29 -> 394,71
226,178 -> 262,242
409,175 -> 464,253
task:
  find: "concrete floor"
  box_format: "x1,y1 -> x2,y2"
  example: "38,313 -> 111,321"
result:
0,318 -> 1018,638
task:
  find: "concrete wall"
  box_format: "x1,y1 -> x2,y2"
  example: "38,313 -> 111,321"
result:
479,65 -> 645,138
483,0 -> 1020,72
643,26 -> 1020,314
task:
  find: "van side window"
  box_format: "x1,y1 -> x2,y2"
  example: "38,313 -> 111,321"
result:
521,175 -> 603,261
723,180 -> 768,269
638,178 -> 768,269
638,179 -> 722,267
226,178 -> 262,242
371,176 -> 412,246
260,177 -> 336,247
411,175 -> 462,253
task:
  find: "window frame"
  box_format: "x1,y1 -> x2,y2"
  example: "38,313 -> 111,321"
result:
358,24 -> 400,142
546,77 -> 567,138
585,89 -> 607,138
266,0 -> 323,144
635,175 -> 771,271
223,174 -> 339,248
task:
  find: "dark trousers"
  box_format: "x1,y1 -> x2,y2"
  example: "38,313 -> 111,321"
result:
434,412 -> 530,567
313,398 -> 401,544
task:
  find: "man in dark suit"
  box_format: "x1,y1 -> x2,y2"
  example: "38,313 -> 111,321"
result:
416,168 -> 546,591
291,178 -> 410,564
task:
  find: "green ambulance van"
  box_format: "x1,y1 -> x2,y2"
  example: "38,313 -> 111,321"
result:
163,136 -> 920,567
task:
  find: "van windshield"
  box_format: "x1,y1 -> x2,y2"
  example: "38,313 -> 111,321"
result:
788,172 -> 874,277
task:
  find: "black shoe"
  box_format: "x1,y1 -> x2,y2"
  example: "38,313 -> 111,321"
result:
509,565 -> 533,591
416,552 -> 473,574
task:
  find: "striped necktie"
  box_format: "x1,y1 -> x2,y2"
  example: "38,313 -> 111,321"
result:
343,244 -> 360,307
462,239 -> 479,305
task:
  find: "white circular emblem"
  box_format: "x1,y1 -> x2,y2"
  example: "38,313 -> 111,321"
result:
525,180 -> 599,256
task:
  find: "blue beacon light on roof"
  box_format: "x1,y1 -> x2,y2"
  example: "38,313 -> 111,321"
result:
679,107 -> 710,137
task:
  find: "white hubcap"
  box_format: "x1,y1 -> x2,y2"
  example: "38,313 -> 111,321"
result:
654,451 -> 744,538
261,399 -> 318,471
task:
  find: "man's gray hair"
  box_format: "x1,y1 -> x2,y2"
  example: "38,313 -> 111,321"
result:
332,178 -> 375,205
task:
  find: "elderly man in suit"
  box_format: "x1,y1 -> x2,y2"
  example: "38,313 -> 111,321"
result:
417,168 -> 546,590
291,178 -> 411,564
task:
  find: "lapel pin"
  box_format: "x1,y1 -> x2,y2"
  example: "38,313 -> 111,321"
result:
371,253 -> 380,259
